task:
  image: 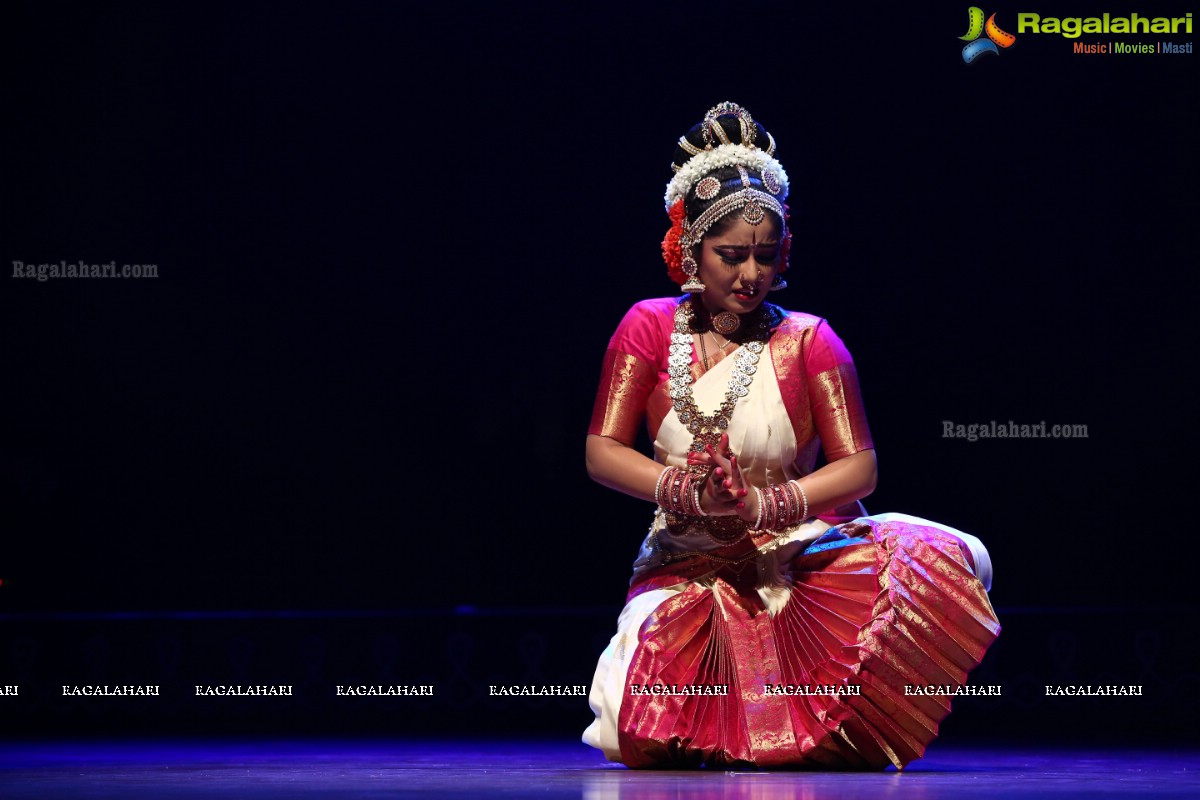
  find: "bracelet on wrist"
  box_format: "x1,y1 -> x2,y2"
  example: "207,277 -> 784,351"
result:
656,465 -> 706,517
750,480 -> 812,531
751,487 -> 766,531
654,467 -> 674,508
790,479 -> 809,522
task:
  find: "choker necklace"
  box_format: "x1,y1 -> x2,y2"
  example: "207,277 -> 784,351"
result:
712,310 -> 740,335
688,300 -> 779,345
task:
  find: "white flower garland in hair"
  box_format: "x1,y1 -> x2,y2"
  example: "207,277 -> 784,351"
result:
664,143 -> 790,211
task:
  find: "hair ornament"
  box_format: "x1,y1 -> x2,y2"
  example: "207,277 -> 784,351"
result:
695,177 -> 721,201
661,103 -> 794,289
762,168 -> 782,195
741,198 -> 766,226
665,145 -> 789,210
708,116 -> 732,146
705,102 -> 756,148
665,101 -> 789,211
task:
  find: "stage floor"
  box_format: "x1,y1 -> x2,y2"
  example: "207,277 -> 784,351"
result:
1,739 -> 1197,799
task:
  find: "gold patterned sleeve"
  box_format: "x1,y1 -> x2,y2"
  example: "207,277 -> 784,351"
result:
807,320 -> 874,461
588,349 -> 657,447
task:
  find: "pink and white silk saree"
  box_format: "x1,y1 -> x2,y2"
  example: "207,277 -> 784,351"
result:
583,297 -> 999,769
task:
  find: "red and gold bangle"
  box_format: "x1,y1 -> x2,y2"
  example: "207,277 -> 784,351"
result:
760,485 -> 775,530
759,484 -> 778,531
660,467 -> 696,517
657,465 -> 718,518
654,466 -> 676,508
751,482 -> 812,531
781,481 -> 798,524
773,484 -> 789,529
668,471 -> 687,514
783,481 -> 800,524
674,471 -> 691,515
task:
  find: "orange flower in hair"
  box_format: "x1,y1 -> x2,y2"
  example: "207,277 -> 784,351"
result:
662,198 -> 687,285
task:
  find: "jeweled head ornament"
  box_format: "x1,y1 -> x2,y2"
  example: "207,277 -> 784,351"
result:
660,102 -> 792,293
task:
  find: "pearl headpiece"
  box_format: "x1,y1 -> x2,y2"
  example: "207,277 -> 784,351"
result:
664,103 -> 791,293
664,102 -> 790,212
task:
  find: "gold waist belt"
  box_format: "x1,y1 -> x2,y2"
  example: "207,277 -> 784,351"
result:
662,510 -> 750,545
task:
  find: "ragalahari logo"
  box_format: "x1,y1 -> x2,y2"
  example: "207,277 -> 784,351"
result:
960,7 -> 1017,62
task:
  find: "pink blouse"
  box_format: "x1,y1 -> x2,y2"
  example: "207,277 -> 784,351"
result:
588,297 -> 874,501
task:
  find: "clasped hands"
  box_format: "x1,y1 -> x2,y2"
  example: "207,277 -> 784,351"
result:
687,432 -> 759,522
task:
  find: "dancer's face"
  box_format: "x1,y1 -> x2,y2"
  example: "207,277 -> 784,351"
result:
696,215 -> 781,316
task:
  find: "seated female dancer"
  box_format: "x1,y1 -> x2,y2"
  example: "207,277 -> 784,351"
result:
582,102 -> 999,769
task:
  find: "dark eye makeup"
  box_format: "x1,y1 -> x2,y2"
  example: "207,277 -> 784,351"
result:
714,245 -> 780,265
